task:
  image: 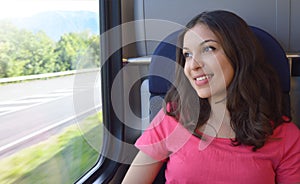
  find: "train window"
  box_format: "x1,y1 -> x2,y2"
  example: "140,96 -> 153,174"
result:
0,0 -> 102,183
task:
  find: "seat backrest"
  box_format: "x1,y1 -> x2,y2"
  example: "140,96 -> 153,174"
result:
250,26 -> 291,117
148,26 -> 291,120
148,29 -> 181,121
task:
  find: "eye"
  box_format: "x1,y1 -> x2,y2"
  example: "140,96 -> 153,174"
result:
203,46 -> 216,53
183,52 -> 192,59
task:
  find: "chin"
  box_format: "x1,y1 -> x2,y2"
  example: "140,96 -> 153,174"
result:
196,91 -> 211,99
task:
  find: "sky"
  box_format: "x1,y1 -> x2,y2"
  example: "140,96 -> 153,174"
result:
0,0 -> 99,19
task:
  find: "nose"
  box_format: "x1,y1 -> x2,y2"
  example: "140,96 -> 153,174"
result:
191,56 -> 204,69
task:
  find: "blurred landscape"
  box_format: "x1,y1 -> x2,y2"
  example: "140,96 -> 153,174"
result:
9,11 -> 99,41
0,11 -> 100,78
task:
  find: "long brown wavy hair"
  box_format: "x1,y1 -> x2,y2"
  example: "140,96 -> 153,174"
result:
164,10 -> 289,151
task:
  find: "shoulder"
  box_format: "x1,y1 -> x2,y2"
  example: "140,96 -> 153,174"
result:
137,108 -> 184,145
149,108 -> 179,133
274,122 -> 300,183
270,122 -> 300,157
273,122 -> 300,140
135,109 -> 190,161
139,108 -> 192,146
272,122 -> 300,159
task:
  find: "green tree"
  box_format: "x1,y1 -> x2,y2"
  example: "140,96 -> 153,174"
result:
0,21 -> 24,77
0,20 -> 57,77
22,31 -> 57,75
0,20 -> 100,78
87,34 -> 100,68
0,41 -> 11,78
55,31 -> 100,71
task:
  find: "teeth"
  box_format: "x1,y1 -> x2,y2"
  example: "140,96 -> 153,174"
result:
196,75 -> 211,81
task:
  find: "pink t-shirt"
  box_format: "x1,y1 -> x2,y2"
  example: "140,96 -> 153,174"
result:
135,109 -> 300,184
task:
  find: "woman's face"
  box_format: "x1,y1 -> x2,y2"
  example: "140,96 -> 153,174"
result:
183,24 -> 234,102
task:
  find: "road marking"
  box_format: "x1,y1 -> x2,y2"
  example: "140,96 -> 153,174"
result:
0,89 -> 73,116
0,105 -> 101,154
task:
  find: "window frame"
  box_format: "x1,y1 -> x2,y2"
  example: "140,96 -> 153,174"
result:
75,0 -> 124,183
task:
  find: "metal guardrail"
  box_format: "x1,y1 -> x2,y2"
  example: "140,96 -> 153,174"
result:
0,68 -> 100,84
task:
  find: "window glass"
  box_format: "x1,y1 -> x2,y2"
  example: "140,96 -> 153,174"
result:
0,0 -> 102,183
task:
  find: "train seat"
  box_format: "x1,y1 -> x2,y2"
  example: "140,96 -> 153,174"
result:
147,26 -> 291,183
148,29 -> 181,121
250,26 -> 291,117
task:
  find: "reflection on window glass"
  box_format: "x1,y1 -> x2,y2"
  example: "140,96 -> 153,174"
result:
0,0 -> 102,183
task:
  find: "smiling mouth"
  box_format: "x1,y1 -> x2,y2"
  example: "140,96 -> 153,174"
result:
195,74 -> 214,81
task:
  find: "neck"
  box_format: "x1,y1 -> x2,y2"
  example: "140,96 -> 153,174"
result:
199,98 -> 235,138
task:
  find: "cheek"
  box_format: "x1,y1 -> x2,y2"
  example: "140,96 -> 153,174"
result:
211,57 -> 234,84
224,65 -> 234,86
183,64 -> 189,78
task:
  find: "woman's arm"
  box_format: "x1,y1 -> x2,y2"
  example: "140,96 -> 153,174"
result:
122,151 -> 165,184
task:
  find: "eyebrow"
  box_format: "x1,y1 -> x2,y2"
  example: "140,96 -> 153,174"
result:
182,39 -> 218,50
200,39 -> 218,45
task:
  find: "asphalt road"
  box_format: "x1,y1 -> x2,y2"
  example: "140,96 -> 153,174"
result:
0,70 -> 101,156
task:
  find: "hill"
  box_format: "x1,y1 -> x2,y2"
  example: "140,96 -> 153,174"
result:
10,11 -> 99,41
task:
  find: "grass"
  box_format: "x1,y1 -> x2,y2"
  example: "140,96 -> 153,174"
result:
0,111 -> 103,184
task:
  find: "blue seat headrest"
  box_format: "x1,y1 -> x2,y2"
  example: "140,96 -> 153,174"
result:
148,26 -> 290,96
148,30 -> 181,96
250,26 -> 290,93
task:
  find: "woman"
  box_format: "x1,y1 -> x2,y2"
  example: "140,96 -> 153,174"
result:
122,10 -> 300,183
